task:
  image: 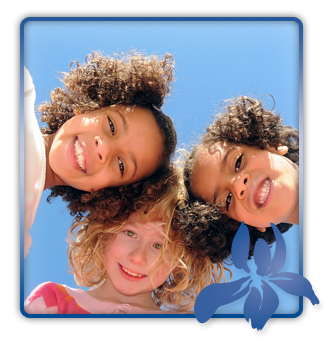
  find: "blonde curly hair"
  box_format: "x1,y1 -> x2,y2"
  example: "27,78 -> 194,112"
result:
68,165 -> 227,312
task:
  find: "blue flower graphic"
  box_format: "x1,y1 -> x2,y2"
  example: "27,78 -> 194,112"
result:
194,222 -> 319,330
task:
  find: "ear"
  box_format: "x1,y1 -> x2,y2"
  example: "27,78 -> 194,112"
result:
276,145 -> 288,156
267,145 -> 288,156
255,227 -> 266,233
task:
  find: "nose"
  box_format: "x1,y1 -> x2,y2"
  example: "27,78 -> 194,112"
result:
94,136 -> 114,163
128,244 -> 147,266
232,174 -> 250,199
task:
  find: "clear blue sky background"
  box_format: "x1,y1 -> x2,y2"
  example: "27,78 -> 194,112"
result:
23,18 -> 300,314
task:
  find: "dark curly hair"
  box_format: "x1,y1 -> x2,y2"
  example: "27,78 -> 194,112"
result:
39,51 -> 175,135
181,96 -> 299,263
172,199 -> 292,264
38,51 -> 177,227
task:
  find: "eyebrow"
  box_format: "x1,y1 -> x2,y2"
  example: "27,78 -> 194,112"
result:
115,110 -> 128,132
221,146 -> 238,170
212,146 -> 238,203
130,152 -> 138,179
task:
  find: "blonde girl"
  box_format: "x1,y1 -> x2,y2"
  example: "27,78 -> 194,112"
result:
24,165 -> 226,314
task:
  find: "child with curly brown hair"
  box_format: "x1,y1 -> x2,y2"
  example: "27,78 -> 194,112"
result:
179,96 -> 299,263
24,51 -> 177,258
24,165 -> 226,314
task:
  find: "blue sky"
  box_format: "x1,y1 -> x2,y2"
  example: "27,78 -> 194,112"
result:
22,18 -> 301,314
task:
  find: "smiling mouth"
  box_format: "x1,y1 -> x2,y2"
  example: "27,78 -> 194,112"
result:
74,137 -> 86,173
120,264 -> 146,278
255,178 -> 270,208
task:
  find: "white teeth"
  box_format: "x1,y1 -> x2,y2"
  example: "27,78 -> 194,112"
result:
121,265 -> 144,277
256,179 -> 270,207
74,138 -> 86,172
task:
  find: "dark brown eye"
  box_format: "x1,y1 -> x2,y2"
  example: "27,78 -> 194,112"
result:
235,154 -> 243,172
226,193 -> 232,211
107,116 -> 115,135
118,159 -> 124,176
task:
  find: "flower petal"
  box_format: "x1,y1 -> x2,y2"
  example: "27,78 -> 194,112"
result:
194,276 -> 251,323
269,272 -> 320,305
244,281 -> 279,331
243,287 -> 262,324
266,223 -> 286,275
232,221 -> 250,273
254,238 -> 271,276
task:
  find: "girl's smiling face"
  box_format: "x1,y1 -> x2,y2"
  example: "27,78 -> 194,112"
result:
48,105 -> 163,191
104,217 -> 172,297
190,142 -> 299,229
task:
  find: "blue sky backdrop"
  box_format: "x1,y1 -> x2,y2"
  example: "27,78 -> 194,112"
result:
23,18 -> 300,314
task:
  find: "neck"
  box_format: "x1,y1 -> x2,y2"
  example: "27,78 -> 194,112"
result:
43,134 -> 67,190
87,277 -> 160,311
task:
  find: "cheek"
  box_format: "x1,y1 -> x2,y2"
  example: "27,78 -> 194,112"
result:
147,142 -> 163,167
142,128 -> 163,164
135,151 -> 161,182
104,241 -> 123,261
152,262 -> 172,286
232,205 -> 276,227
48,140 -> 66,175
230,204 -> 254,225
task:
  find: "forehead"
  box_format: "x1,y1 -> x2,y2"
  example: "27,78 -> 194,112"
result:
190,141 -> 233,201
198,142 -> 225,163
195,141 -> 235,172
129,210 -> 164,227
113,105 -> 163,180
87,104 -> 158,128
110,104 -> 155,123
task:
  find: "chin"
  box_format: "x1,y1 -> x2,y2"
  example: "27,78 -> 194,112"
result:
66,182 -> 91,192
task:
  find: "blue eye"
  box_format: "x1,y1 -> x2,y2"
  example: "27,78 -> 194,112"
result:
235,154 -> 243,172
118,159 -> 124,176
107,117 -> 115,135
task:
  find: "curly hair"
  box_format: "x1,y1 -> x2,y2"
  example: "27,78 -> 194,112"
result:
39,51 -> 177,227
182,96 -> 299,262
39,51 -> 175,134
68,165 -> 227,312
172,199 -> 292,264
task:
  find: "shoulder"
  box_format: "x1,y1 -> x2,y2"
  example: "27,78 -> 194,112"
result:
25,282 -> 67,303
24,282 -> 87,315
24,282 -> 65,314
24,67 -> 35,97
